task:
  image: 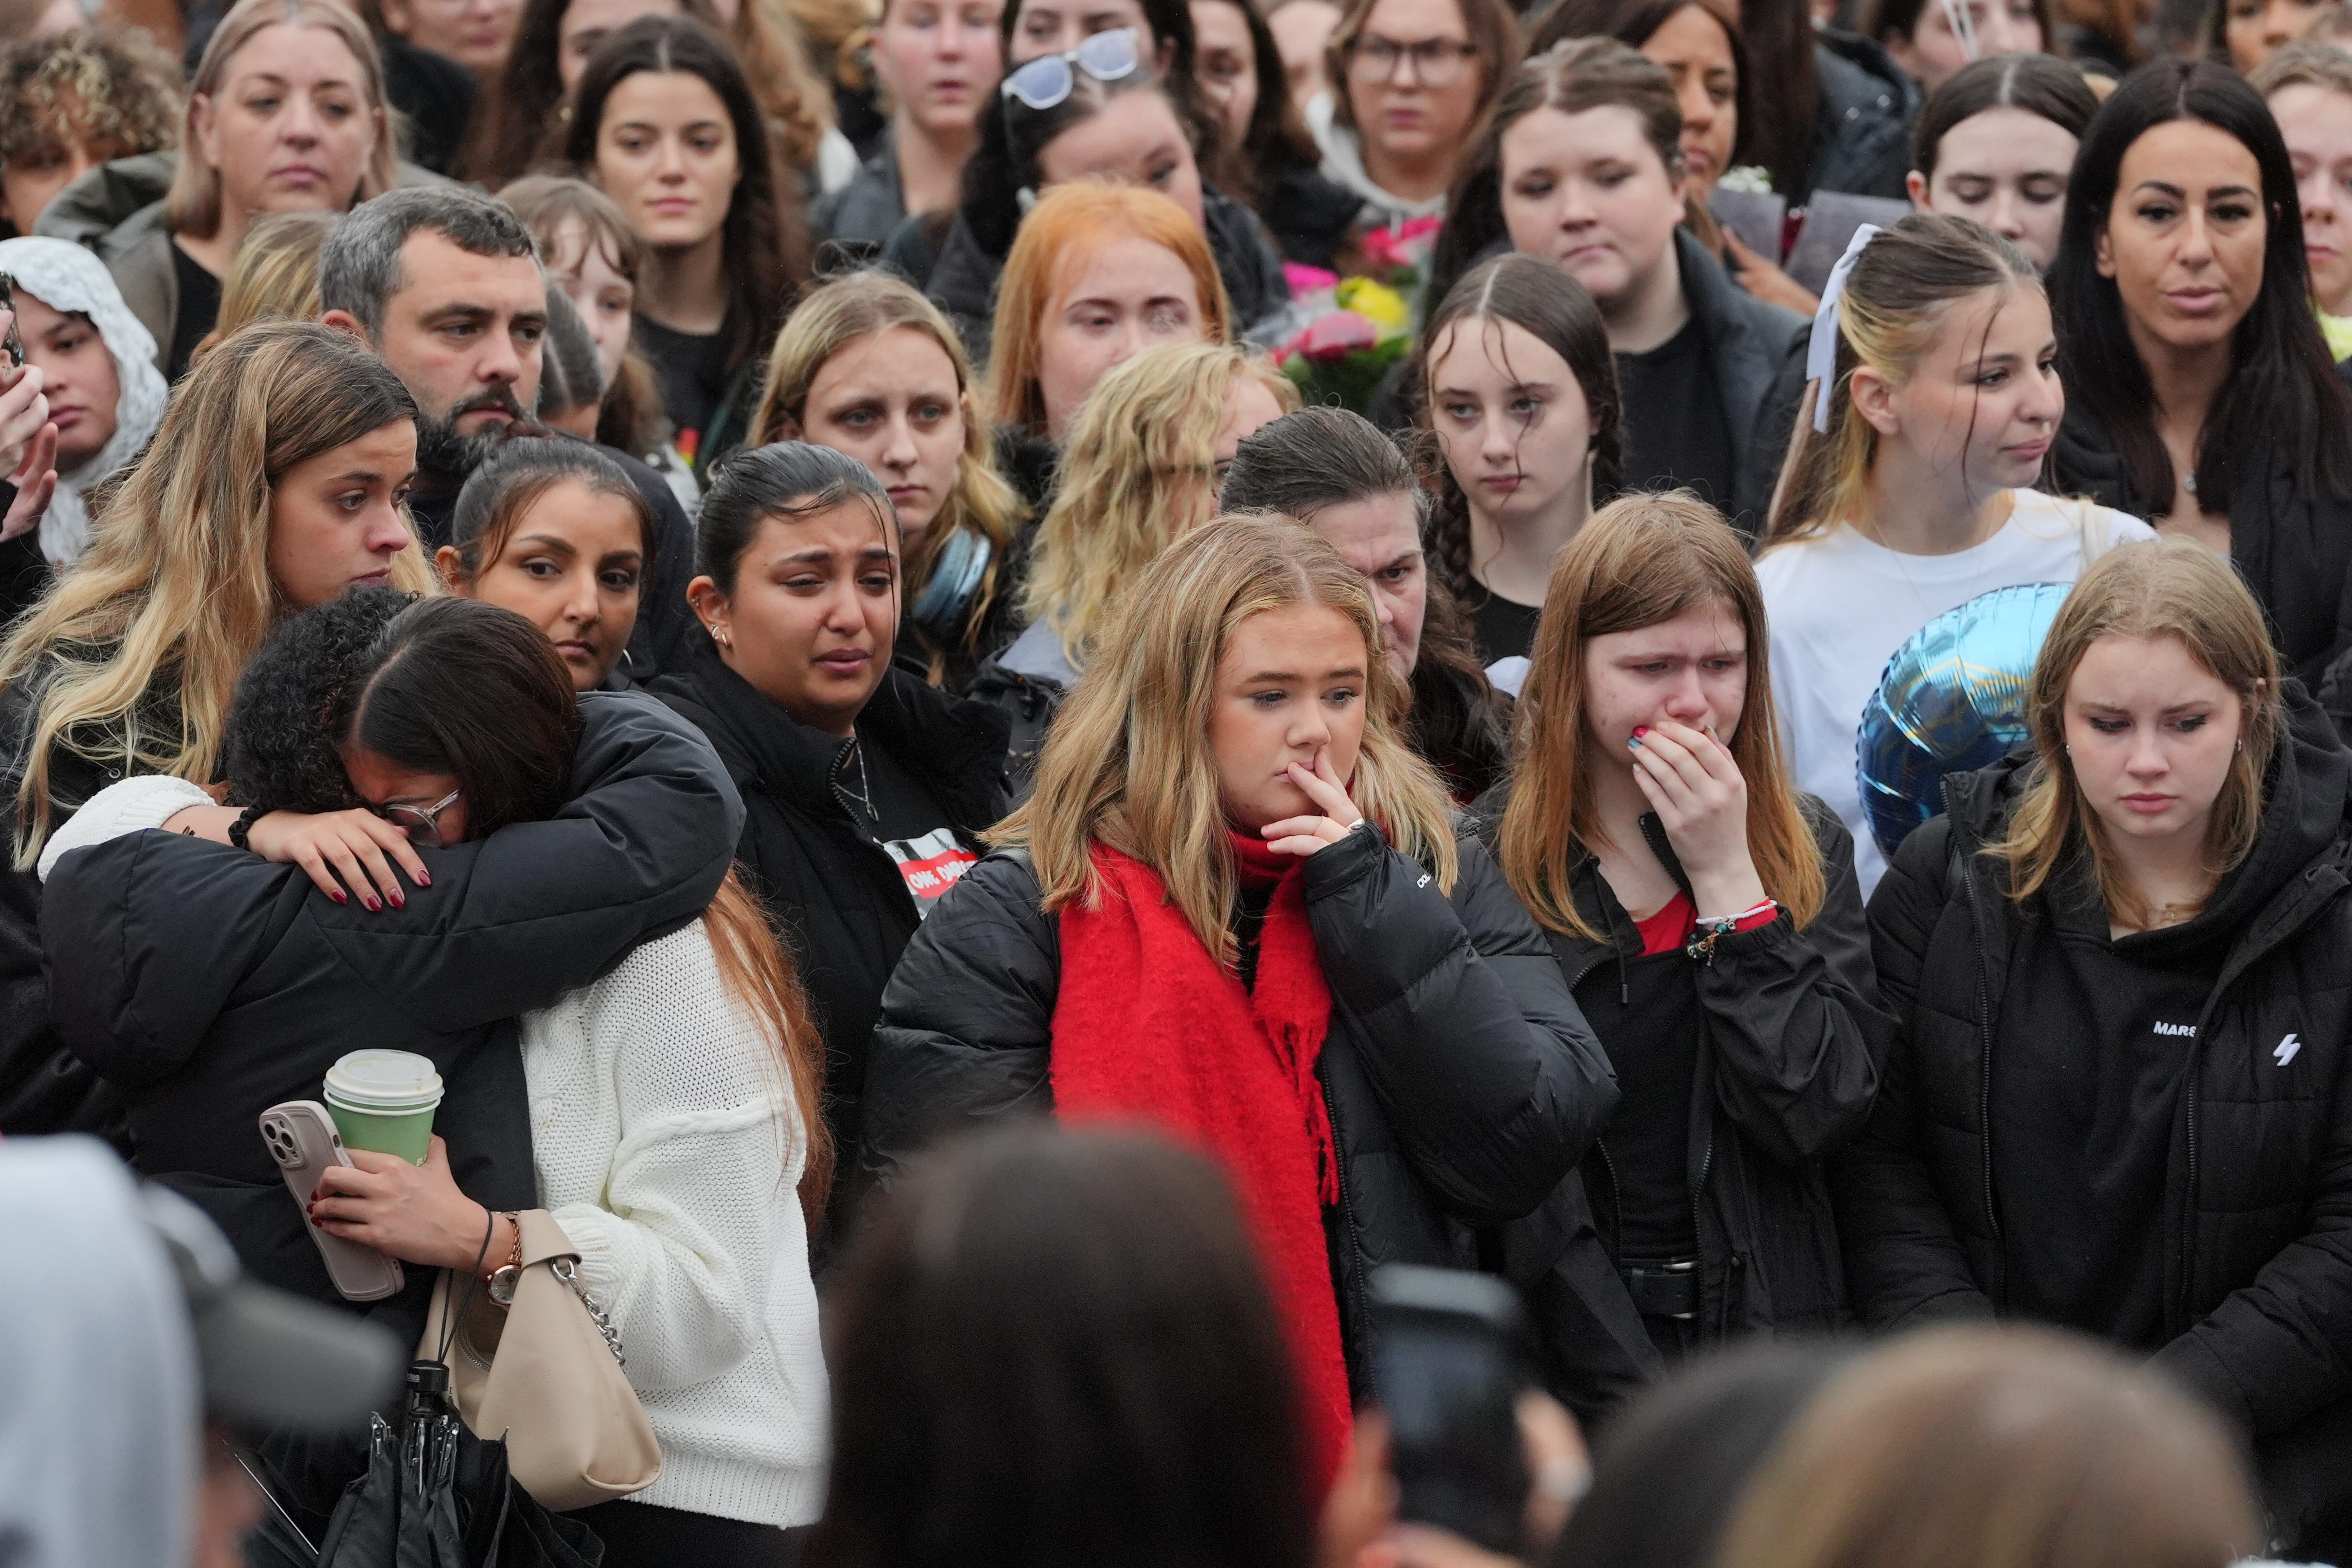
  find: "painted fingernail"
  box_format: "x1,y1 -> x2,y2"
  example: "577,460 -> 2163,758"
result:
329,888 -> 348,905
1628,735 -> 1644,749
390,891 -> 406,909
416,869 -> 431,886
362,895 -> 380,913
1634,726 -> 1651,737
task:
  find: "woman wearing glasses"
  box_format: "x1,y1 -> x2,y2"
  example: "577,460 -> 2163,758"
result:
39,592 -> 816,1562
1313,0 -> 1521,230
897,25 -> 1288,361
0,324 -> 437,1143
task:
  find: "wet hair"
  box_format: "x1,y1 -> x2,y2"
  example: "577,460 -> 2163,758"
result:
0,25 -> 182,179
695,440 -> 897,594
1765,212 -> 2040,545
564,13 -> 809,374
1428,37 -> 1684,323
1912,51 -> 2096,181
2050,58 -> 2352,512
1416,252 -> 1625,606
222,588 -> 580,837
814,1127 -> 1318,1568
1219,405 -> 1509,798
1548,1341 -> 1854,1568
445,434 -> 653,584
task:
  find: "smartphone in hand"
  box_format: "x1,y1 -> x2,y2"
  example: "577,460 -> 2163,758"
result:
1370,1264 -> 1531,1557
0,274 -> 24,369
260,1100 -> 405,1302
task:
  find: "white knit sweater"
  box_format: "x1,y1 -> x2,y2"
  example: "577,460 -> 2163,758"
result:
42,777 -> 830,1527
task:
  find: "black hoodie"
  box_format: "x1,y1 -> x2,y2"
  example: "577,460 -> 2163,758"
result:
1844,686 -> 2352,1555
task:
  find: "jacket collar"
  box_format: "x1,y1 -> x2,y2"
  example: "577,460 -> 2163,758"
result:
675,636 -> 1011,832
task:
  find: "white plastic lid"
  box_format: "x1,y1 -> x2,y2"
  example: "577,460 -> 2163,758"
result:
323,1049 -> 445,1112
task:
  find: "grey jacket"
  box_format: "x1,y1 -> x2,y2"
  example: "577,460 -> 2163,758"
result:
37,151 -> 457,374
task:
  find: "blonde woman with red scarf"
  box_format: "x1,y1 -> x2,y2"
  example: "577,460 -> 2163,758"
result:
863,514 -> 1617,1493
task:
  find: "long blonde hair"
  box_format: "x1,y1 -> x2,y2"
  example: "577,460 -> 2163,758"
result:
751,269 -> 1026,654
1019,341 -> 1297,671
1763,214 -> 2042,548
0,322 -> 437,864
1713,1326 -> 2261,1568
998,514 -> 1459,967
1500,491 -> 1825,942
702,871 -> 834,1222
1988,539 -> 2281,927
984,181 -> 1232,438
193,210 -> 335,363
165,0 -> 398,241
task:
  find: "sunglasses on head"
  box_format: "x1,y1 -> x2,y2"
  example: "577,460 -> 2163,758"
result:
1000,26 -> 1142,111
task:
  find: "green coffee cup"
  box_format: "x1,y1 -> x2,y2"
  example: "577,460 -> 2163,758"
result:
324,1049 -> 445,1165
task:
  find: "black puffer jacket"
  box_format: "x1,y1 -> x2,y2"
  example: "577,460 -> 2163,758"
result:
1467,787 -> 1889,1341
861,823 -> 1619,1395
40,692 -> 742,1333
1840,689 -> 2352,1553
2055,404 -> 2352,689
1670,229 -> 1810,541
649,640 -> 1010,1234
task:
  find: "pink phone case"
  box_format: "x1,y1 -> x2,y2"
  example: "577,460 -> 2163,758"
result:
259,1100 -> 405,1302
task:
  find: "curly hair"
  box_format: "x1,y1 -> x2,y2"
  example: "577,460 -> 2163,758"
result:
223,589 -> 582,837
223,586 -> 418,816
0,26 -> 183,174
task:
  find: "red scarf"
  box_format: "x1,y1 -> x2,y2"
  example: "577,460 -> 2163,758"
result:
1051,833 -> 1352,1495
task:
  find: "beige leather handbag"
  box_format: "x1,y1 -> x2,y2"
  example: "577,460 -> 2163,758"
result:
420,1210 -> 663,1510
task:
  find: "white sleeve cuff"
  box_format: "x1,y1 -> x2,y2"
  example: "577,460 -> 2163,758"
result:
37,776 -> 215,883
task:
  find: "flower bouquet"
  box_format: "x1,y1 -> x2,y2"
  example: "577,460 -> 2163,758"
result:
1265,267 -> 1414,417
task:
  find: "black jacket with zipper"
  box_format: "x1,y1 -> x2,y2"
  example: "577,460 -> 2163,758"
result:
860,823 -> 1620,1402
1467,785 -> 1889,1341
649,638 -> 1010,1235
1841,688 -> 2352,1552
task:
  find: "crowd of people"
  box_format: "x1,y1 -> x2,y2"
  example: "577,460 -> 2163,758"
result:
5,0 -> 2352,1559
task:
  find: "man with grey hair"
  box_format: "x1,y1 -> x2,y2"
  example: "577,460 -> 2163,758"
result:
320,185 -> 697,677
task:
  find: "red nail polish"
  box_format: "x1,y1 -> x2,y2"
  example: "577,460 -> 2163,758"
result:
329,888 -> 348,905
390,891 -> 406,909
363,895 -> 380,913
416,869 -> 431,886
1633,726 -> 1651,737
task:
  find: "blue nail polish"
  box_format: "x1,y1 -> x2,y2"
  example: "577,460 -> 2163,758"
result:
1627,735 -> 1643,749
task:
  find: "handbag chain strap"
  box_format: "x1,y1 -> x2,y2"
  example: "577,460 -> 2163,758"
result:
548,1255 -> 629,1370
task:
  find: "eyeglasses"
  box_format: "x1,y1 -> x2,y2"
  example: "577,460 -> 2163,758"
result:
371,785 -> 463,848
1347,33 -> 1478,86
1000,26 -> 1142,110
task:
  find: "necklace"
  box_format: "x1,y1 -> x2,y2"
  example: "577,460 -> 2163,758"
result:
835,735 -> 877,822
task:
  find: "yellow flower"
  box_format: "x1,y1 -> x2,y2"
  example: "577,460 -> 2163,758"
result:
1335,278 -> 1409,333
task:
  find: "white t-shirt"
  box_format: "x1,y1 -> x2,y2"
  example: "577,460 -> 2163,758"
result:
1756,490 -> 2156,894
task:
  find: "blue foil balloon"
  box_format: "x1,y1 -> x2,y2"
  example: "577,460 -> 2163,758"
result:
1857,581 -> 2072,863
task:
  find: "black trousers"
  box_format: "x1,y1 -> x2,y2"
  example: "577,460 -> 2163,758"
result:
572,1500 -> 798,1568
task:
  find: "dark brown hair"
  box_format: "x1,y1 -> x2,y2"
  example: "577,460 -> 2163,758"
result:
445,434 -> 656,584
1913,50 -> 2096,180
813,1127 -> 1318,1568
1415,251 -> 1625,608
564,13 -> 809,380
